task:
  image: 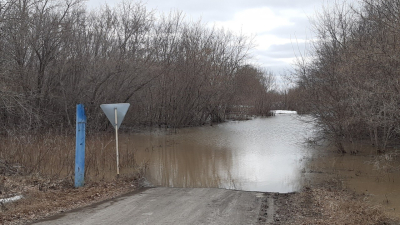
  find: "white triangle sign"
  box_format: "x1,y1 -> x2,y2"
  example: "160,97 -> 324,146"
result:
100,103 -> 130,130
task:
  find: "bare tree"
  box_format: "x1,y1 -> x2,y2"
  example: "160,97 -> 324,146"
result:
294,0 -> 400,153
0,0 -> 268,133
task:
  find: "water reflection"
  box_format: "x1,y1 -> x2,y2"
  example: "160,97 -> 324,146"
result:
122,114 -> 314,193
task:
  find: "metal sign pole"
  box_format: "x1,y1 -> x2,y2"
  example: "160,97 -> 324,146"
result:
100,103 -> 129,178
115,107 -> 119,176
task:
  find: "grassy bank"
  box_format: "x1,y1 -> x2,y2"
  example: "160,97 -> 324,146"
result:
0,132 -> 144,182
0,174 -> 143,225
270,180 -> 397,224
0,132 -> 146,224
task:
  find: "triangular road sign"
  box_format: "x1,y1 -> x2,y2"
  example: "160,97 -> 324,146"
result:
100,103 -> 130,130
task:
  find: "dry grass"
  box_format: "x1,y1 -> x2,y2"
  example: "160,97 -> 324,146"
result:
298,187 -> 393,224
0,132 -> 142,182
0,132 -> 146,224
0,174 -> 143,225
273,178 -> 398,225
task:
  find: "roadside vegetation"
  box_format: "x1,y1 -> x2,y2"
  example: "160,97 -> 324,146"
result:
0,132 -> 145,224
289,0 -> 400,154
0,0 -> 279,133
265,180 -> 397,224
273,1 -> 400,223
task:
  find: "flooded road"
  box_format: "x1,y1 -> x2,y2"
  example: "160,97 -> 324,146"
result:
120,114 -> 315,193
118,113 -> 400,218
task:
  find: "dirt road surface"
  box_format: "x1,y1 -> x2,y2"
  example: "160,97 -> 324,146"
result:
33,187 -> 268,225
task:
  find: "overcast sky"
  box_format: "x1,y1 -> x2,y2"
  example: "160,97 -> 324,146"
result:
86,0 -> 355,82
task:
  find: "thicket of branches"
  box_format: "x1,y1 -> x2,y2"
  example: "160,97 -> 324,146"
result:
295,0 -> 400,152
0,0 -> 276,133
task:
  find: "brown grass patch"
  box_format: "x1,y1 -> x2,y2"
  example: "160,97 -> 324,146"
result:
273,179 -> 398,225
0,174 -> 144,225
0,132 -> 141,181
0,132 -> 146,224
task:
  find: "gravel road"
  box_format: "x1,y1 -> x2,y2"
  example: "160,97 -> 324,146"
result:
33,187 -> 267,225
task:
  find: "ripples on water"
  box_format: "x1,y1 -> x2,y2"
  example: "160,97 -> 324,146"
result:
124,114 -> 315,193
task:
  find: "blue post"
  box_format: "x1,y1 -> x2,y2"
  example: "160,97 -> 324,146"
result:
75,104 -> 86,187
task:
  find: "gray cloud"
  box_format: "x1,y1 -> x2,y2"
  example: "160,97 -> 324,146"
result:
144,0 -> 324,13
142,0 -> 325,22
264,17 -> 312,40
255,43 -> 308,59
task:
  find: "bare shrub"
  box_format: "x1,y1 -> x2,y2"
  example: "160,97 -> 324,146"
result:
294,0 -> 400,153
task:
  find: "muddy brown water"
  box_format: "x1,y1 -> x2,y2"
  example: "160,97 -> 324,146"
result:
308,149 -> 400,218
119,114 -> 315,193
117,114 -> 400,217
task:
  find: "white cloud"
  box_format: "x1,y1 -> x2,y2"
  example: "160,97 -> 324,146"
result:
213,7 -> 294,35
255,34 -> 292,50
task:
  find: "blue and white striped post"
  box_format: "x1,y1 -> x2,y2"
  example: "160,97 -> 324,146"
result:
75,104 -> 86,188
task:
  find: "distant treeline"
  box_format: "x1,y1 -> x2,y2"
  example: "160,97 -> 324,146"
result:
0,0 -> 281,133
293,0 -> 400,152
